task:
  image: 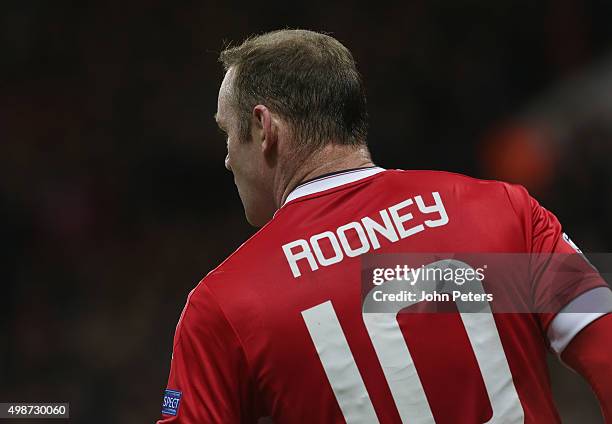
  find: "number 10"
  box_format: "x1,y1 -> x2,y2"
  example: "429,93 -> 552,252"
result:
301,260 -> 524,424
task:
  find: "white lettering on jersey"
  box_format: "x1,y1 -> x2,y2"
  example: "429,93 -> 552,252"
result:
337,222 -> 371,257
361,210 -> 399,249
282,239 -> 319,278
311,231 -> 344,266
283,191 -> 449,278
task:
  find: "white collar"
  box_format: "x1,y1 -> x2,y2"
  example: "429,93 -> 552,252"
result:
282,167 -> 385,207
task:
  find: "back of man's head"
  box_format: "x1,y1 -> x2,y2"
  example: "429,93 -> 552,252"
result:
219,29 -> 368,157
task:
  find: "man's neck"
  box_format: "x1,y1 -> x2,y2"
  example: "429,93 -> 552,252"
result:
275,145 -> 374,208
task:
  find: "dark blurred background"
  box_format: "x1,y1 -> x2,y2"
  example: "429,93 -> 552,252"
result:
2,0 -> 611,422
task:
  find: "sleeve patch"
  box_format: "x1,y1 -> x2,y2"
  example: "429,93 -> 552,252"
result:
562,232 -> 583,253
162,389 -> 182,416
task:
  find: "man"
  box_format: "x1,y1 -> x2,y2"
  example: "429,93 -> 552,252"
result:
158,29 -> 612,423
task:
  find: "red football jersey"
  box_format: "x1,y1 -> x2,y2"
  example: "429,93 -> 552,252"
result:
158,167 -> 610,423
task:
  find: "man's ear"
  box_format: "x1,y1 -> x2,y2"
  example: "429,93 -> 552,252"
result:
252,105 -> 277,154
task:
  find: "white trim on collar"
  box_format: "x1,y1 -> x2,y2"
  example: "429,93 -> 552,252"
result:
282,167 -> 385,206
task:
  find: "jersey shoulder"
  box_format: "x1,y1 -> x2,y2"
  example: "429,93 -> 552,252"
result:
384,169 -> 529,197
189,209 -> 299,305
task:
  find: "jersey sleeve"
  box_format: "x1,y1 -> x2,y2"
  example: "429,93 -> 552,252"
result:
528,194 -> 607,331
561,313 -> 612,421
157,282 -> 259,423
505,184 -> 610,352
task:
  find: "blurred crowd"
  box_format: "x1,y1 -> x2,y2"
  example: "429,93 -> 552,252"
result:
1,0 -> 611,422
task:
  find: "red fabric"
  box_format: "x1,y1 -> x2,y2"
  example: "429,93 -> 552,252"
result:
157,284 -> 260,422
562,314 -> 612,423
158,169 -> 607,423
